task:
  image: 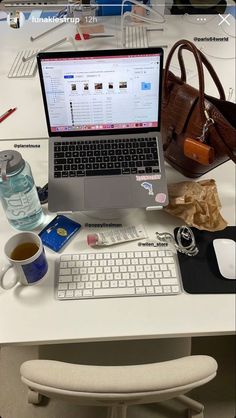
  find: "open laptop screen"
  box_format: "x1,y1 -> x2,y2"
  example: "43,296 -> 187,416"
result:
37,48 -> 163,137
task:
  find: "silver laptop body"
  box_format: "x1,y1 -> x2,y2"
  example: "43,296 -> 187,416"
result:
37,48 -> 168,212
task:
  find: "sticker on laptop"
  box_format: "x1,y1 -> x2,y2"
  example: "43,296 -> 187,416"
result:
141,182 -> 154,195
155,193 -> 167,204
136,175 -> 161,181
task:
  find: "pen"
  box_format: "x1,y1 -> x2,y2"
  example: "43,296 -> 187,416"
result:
75,33 -> 114,41
0,107 -> 17,123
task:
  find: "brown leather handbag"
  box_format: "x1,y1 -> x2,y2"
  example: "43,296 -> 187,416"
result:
161,39 -> 236,178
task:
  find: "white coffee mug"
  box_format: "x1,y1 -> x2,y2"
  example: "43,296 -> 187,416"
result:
0,232 -> 48,290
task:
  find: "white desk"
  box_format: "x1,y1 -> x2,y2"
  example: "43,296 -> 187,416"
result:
0,14 -> 235,140
0,139 -> 235,346
0,14 -> 235,345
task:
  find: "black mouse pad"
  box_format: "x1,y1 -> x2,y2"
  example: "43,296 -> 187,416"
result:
174,226 -> 236,294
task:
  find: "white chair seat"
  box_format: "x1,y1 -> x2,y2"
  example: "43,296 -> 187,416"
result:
20,355 -> 217,418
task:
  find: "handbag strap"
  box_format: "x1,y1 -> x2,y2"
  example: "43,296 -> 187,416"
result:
164,39 -> 207,121
208,124 -> 236,163
177,45 -> 226,100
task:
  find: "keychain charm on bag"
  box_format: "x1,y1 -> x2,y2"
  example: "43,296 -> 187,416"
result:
183,112 -> 215,165
184,138 -> 215,165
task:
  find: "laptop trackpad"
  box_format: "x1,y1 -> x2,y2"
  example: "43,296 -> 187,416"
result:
85,177 -> 132,209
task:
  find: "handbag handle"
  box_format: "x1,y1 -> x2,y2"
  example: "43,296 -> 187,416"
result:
177,45 -> 226,100
164,39 -> 207,121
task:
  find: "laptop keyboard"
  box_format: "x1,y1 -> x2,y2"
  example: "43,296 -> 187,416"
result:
53,137 -> 160,178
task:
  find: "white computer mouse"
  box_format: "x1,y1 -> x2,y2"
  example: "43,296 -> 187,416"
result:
213,238 -> 236,280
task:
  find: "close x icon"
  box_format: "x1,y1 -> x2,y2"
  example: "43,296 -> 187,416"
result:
218,13 -> 231,26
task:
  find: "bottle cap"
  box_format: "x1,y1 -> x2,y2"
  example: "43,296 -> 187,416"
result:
87,234 -> 98,247
0,150 -> 24,181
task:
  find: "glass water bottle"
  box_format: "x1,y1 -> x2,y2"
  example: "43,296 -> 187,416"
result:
0,150 -> 44,230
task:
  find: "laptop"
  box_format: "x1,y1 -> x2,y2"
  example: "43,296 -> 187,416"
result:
37,48 -> 168,212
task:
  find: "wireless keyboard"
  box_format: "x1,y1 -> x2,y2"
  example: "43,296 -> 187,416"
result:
55,248 -> 182,300
124,25 -> 148,48
8,49 -> 39,78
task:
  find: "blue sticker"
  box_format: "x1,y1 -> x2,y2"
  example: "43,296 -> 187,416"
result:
22,249 -> 48,284
141,182 -> 154,195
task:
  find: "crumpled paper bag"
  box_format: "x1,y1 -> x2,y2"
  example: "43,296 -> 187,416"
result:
164,179 -> 227,231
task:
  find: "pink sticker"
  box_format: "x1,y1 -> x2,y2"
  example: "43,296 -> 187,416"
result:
155,193 -> 166,203
136,175 -> 161,181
